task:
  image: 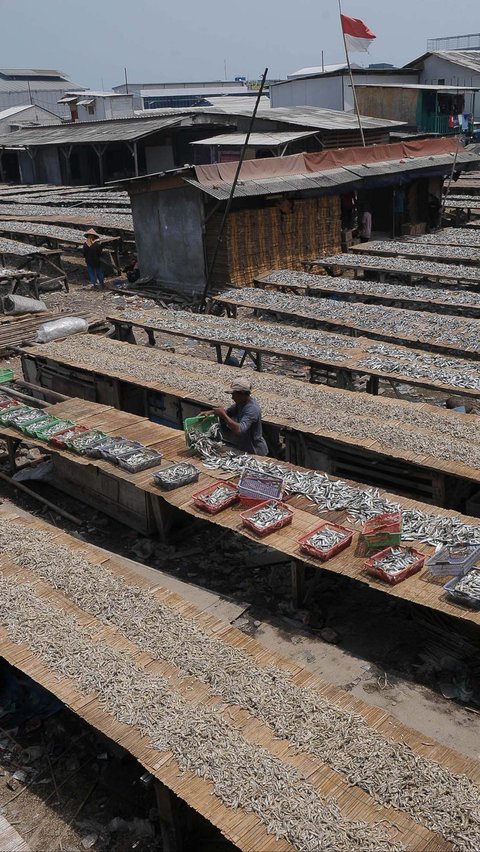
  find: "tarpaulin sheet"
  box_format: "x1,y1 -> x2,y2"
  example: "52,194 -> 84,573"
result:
194,138 -> 461,186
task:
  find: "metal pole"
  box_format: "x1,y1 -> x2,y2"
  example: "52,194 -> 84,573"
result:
441,139 -> 462,221
124,67 -> 129,94
338,0 -> 366,147
199,67 -> 269,312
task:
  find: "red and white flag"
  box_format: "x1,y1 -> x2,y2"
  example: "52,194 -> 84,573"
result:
341,14 -> 376,52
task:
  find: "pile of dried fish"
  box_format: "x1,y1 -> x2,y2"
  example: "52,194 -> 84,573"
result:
2,517 -> 480,849
189,433 -> 480,546
39,337 -> 480,471
0,221 -> 117,244
354,240 -> 480,264
304,526 -> 348,551
0,237 -> 48,256
200,484 -> 235,507
360,343 -> 480,391
317,253 -> 480,282
451,569 -> 480,602
244,501 -> 290,529
0,266 -> 37,279
261,269 -> 480,305
121,306 -> 357,362
0,571 -> 403,852
408,228 -> 480,248
0,204 -> 133,230
219,288 -> 480,354
371,547 -> 418,575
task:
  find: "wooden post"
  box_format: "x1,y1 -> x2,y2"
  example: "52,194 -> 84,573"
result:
291,559 -> 305,608
154,782 -> 184,852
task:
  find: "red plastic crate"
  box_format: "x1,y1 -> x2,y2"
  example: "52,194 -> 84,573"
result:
362,511 -> 402,536
365,545 -> 425,586
192,481 -> 239,515
298,521 -> 353,562
238,468 -> 284,508
50,425 -> 91,448
240,500 -> 294,537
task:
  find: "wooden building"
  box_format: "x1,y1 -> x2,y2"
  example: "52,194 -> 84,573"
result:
118,138 -> 480,295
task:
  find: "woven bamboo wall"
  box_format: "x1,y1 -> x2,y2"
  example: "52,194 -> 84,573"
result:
206,195 -> 341,288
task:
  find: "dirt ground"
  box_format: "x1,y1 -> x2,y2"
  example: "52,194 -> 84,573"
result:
0,256 -> 479,849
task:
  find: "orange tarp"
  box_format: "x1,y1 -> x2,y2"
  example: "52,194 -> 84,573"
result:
194,138 -> 461,186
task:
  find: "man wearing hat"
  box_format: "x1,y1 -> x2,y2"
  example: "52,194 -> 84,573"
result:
82,229 -> 105,288
211,378 -> 268,455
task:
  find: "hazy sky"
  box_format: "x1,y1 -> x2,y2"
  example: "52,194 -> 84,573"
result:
2,0 -> 480,88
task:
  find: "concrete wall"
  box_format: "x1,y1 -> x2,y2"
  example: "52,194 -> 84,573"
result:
271,72 -> 416,111
418,56 -> 480,119
131,185 -> 206,294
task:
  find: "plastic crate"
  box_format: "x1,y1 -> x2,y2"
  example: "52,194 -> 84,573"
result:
444,568 -> 480,609
98,439 -> 143,464
30,418 -> 74,440
238,468 -> 284,508
192,481 -> 239,515
362,511 -> 402,552
298,521 -> 353,562
241,499 -> 294,538
50,425 -> 93,449
70,431 -> 108,455
0,399 -> 23,412
365,546 -> 425,586
23,415 -> 61,438
16,411 -> 50,434
0,405 -> 32,424
184,414 -> 220,448
153,462 -> 199,491
0,369 -> 14,384
425,545 -> 480,577
117,447 -> 163,473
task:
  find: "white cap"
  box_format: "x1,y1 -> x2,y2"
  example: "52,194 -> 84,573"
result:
229,378 -> 252,393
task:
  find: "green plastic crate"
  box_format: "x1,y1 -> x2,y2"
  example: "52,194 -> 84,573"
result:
0,369 -> 14,384
184,414 -> 220,448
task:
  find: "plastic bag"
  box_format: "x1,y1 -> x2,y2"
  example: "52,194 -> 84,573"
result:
36,317 -> 89,343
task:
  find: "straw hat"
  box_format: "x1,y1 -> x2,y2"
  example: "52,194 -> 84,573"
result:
84,228 -> 100,239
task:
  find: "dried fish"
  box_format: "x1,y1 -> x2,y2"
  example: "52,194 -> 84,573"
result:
316,253 -> 480,283
1,517 -> 480,849
262,268 -> 480,307
0,570 -> 402,852
453,569 -> 480,599
306,526 -> 348,551
37,337 -> 480,472
219,287 -> 480,355
372,547 -> 418,575
245,501 -> 290,529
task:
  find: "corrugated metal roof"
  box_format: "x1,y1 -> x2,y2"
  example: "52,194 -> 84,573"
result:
405,50 -> 480,74
190,131 -> 318,147
185,150 -> 480,200
140,86 -> 247,98
0,69 -> 67,78
355,82 -> 479,91
0,116 -> 184,147
0,79 -> 84,93
197,105 -> 404,130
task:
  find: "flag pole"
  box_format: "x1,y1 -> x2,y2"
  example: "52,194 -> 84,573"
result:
338,0 -> 366,147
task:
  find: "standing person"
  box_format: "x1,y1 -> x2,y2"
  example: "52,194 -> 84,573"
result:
205,377 -> 268,455
359,205 -> 372,243
82,229 -> 105,288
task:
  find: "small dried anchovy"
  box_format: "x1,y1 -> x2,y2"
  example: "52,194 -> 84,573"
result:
307,526 -> 348,551
316,253 -> 480,283
372,547 -> 418,575
247,501 -> 290,528
201,485 -> 235,506
453,569 -> 480,599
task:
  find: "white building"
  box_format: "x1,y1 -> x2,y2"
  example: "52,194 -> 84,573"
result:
405,51 -> 480,119
0,104 -> 59,133
58,91 -> 134,122
270,67 -> 417,111
113,80 -> 251,111
0,69 -> 85,118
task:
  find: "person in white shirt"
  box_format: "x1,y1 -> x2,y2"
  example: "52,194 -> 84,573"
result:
359,206 -> 372,242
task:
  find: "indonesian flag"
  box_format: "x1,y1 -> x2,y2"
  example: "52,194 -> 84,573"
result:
341,14 -> 376,52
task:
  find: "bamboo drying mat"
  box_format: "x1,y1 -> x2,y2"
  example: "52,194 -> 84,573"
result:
255,270 -> 480,316
0,816 -> 30,852
0,501 -> 478,850
23,341 -> 480,487
4,396 -> 480,628
107,309 -> 480,401
213,292 -> 480,360
309,254 -> 480,284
